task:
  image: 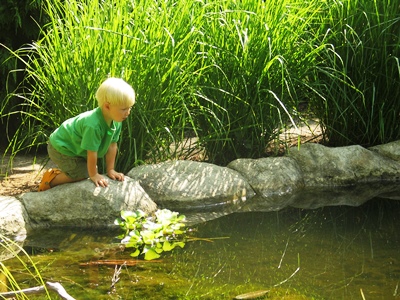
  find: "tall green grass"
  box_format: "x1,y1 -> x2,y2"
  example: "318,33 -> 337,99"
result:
1,0 -> 311,168
1,0 -> 399,171
308,0 -> 400,146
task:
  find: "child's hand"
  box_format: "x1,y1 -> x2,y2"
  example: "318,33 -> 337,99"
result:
90,173 -> 109,187
107,169 -> 125,181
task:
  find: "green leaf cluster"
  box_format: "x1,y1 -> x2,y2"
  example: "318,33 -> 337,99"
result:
115,209 -> 186,261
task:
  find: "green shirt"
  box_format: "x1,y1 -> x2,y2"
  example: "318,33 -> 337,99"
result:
49,107 -> 121,158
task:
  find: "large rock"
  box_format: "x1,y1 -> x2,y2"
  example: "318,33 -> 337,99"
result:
0,196 -> 27,239
288,143 -> 400,186
227,157 -> 304,211
2,140 -> 400,234
369,140 -> 400,162
127,160 -> 255,211
228,157 -> 304,197
19,176 -> 157,229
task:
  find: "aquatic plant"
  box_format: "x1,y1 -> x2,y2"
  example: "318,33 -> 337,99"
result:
115,209 -> 187,260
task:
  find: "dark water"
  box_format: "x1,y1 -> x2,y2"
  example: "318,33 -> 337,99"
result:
2,198 -> 400,299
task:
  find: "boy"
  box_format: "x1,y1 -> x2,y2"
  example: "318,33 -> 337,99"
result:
38,77 -> 135,191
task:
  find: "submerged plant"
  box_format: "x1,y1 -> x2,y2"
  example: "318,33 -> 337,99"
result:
115,209 -> 187,260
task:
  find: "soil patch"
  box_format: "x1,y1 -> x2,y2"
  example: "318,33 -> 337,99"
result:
0,153 -> 54,196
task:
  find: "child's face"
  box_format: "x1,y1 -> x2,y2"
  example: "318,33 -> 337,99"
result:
108,103 -> 132,122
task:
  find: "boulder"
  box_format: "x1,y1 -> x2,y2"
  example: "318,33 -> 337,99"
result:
228,157 -> 304,197
2,140 -> 400,233
288,143 -> 400,186
0,196 -> 27,239
369,140 -> 400,162
19,176 -> 157,229
227,157 -> 304,211
127,160 -> 255,211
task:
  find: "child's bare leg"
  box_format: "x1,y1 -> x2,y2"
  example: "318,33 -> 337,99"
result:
50,172 -> 84,187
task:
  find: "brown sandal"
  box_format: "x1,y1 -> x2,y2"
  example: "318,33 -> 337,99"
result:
38,168 -> 61,192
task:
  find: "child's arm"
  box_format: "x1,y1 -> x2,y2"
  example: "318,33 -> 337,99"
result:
87,150 -> 108,187
105,142 -> 124,181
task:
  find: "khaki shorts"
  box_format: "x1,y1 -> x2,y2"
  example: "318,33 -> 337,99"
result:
47,143 -> 88,180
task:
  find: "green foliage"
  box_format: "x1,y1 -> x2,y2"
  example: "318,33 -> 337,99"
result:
0,0 -> 45,93
0,234 -> 51,299
115,209 -> 187,261
0,0 -> 46,146
307,0 -> 400,145
0,0 -> 399,169
0,0 -> 310,168
0,0 -> 44,75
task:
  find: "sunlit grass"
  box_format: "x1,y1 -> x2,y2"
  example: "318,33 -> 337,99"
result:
0,234 -> 50,299
0,0 -> 398,171
308,0 -> 400,145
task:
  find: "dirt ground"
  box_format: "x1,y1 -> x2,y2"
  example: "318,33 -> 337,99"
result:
0,121 -> 322,197
0,152 -> 54,196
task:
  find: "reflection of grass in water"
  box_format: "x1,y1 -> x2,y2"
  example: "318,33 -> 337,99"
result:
168,213 -> 312,298
169,200 -> 400,299
2,199 -> 399,299
284,199 -> 400,299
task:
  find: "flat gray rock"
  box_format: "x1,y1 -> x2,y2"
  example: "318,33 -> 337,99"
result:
289,143 -> 400,186
2,140 -> 400,234
369,140 -> 400,162
0,196 -> 27,239
127,160 -> 255,211
228,156 -> 304,197
19,176 -> 157,228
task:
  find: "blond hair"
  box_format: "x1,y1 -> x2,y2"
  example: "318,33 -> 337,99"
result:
96,77 -> 135,107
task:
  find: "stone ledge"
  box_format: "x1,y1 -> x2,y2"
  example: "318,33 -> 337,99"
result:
1,140 -> 400,242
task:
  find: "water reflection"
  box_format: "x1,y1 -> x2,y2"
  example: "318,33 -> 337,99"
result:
2,198 -> 400,299
183,198 -> 400,299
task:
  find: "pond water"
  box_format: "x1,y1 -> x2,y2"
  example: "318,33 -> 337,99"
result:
2,197 -> 400,299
